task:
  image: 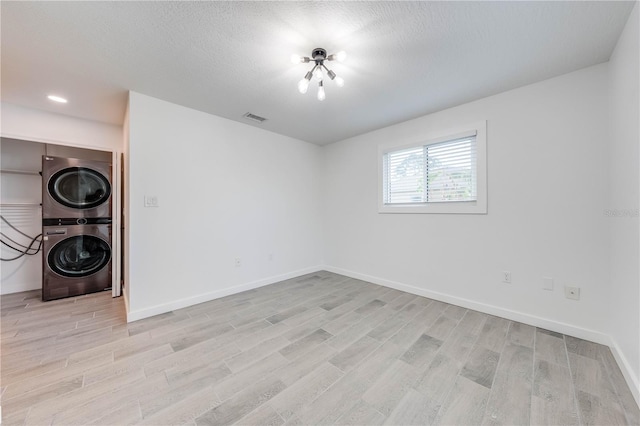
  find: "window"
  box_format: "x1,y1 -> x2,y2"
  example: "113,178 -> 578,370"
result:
379,122 -> 487,214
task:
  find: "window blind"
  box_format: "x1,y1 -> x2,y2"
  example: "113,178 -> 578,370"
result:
383,135 -> 477,205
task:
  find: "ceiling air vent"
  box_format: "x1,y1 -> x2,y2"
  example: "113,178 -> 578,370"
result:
243,112 -> 267,123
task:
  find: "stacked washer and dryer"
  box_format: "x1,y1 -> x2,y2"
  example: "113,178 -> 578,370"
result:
41,156 -> 113,301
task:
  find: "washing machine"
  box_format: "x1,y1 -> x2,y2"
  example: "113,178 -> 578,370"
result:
42,156 -> 112,220
42,221 -> 112,301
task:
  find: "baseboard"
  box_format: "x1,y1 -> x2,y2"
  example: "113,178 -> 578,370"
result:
324,264 -> 640,407
609,337 -> 640,407
126,265 -> 324,323
1,282 -> 40,295
325,265 -> 610,343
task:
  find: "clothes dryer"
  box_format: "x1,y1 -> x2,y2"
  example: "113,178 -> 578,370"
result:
42,156 -> 112,219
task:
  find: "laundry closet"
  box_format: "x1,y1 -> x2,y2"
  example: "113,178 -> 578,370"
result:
1,137 -> 122,300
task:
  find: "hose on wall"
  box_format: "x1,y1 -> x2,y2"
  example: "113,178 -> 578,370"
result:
0,215 -> 42,261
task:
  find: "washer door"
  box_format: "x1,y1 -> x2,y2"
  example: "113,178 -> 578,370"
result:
48,167 -> 111,209
48,235 -> 111,278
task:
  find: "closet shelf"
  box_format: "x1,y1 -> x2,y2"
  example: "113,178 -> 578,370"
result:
0,169 -> 41,176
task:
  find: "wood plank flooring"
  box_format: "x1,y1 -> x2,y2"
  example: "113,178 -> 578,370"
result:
1,271 -> 638,425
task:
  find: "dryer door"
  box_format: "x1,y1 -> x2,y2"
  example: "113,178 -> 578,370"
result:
48,235 -> 111,278
48,167 -> 111,210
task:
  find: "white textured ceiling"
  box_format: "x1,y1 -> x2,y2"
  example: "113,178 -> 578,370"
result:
1,1 -> 635,145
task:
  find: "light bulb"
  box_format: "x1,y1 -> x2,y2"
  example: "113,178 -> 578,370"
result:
298,78 -> 310,94
47,95 -> 68,103
317,82 -> 326,101
291,54 -> 302,64
335,76 -> 345,87
297,71 -> 313,94
335,51 -> 347,62
314,67 -> 323,80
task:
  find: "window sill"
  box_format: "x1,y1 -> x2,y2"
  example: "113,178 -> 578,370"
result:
378,201 -> 487,214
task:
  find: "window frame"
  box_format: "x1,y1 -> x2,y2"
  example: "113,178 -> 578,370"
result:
378,121 -> 487,214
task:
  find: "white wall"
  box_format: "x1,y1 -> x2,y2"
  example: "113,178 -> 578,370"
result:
1,102 -> 122,152
323,63 -> 611,341
1,139 -> 44,294
608,3 -> 639,400
125,92 -> 323,321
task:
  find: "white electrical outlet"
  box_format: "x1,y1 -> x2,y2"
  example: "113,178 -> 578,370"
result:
268,253 -> 274,261
543,277 -> 554,291
564,286 -> 580,300
235,258 -> 241,268
502,271 -> 511,283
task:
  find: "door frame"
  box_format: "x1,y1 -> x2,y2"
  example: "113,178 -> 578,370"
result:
111,151 -> 122,297
0,133 -> 123,298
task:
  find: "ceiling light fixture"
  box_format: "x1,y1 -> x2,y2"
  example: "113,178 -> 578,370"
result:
47,95 -> 68,103
293,48 -> 345,101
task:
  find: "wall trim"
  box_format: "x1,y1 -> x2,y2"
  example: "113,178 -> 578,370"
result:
126,265 -> 323,323
1,281 -> 40,295
323,265 -> 610,343
609,336 -> 640,407
0,132 -> 114,153
323,264 -> 639,406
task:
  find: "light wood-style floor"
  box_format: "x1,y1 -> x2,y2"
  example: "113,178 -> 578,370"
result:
1,271 -> 638,426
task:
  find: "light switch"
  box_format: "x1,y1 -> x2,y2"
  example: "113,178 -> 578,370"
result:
543,277 -> 554,291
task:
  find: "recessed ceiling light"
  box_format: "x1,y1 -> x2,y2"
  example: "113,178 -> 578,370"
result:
47,95 -> 68,103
